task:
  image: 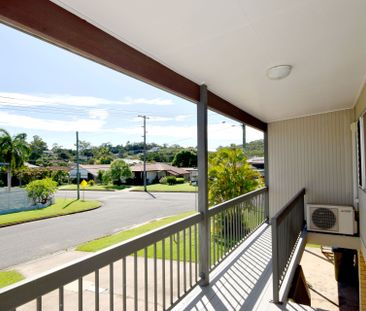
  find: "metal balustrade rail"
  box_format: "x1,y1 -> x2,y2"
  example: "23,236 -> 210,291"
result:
0,187 -> 268,311
208,187 -> 268,270
272,188 -> 306,304
0,213 -> 202,311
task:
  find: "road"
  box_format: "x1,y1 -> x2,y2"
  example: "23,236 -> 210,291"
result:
0,191 -> 196,269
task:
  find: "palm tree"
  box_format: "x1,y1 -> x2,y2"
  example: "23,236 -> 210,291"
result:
0,129 -> 30,191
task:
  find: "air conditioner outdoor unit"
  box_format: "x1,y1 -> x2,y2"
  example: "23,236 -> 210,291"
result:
306,204 -> 357,235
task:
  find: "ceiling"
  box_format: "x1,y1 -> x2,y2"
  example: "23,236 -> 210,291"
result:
50,0 -> 366,122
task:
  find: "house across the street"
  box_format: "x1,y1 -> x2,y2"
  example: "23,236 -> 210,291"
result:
69,164 -> 110,180
248,157 -> 265,177
69,161 -> 189,184
130,163 -> 190,184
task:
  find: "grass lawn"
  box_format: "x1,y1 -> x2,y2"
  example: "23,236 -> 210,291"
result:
132,183 -> 197,192
77,208 -> 262,262
77,211 -> 195,253
306,243 -> 321,248
0,198 -> 101,227
0,270 -> 24,288
59,184 -> 131,191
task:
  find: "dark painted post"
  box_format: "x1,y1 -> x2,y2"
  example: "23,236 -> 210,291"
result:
197,84 -> 210,286
264,131 -> 269,221
76,131 -> 80,200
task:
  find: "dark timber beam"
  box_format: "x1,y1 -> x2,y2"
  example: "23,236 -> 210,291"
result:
0,0 -> 267,132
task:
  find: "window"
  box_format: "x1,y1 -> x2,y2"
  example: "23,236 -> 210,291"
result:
357,114 -> 366,189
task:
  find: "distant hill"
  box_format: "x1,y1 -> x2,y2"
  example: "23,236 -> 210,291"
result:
244,139 -> 264,158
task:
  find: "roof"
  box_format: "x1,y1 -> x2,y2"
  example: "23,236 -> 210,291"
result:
247,157 -> 264,165
130,163 -> 189,175
79,165 -> 110,176
24,163 -> 39,168
49,1 -> 366,123
181,167 -> 198,172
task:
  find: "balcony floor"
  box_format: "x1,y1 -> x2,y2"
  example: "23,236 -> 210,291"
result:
174,224 -> 321,311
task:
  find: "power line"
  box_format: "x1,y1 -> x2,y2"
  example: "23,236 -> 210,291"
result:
0,95 -> 191,117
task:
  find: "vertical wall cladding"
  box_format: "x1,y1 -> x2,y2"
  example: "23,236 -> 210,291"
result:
268,109 -> 354,216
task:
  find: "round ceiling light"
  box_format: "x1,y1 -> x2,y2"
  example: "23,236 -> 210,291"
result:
267,65 -> 292,80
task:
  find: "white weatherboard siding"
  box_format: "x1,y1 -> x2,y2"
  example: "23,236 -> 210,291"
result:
268,109 -> 353,216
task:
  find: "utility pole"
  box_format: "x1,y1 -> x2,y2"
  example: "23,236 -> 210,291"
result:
76,131 -> 80,200
242,123 -> 246,154
138,115 -> 149,191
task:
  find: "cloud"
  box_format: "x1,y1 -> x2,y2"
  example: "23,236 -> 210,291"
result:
88,109 -> 109,120
0,110 -> 262,148
0,111 -> 106,132
127,97 -> 174,106
0,92 -> 175,108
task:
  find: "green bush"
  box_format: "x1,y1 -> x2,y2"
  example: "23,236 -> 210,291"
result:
166,176 -> 177,185
88,179 -> 95,186
176,177 -> 185,184
25,178 -> 58,204
102,170 -> 112,185
96,170 -> 104,184
51,170 -> 69,185
159,176 -> 167,184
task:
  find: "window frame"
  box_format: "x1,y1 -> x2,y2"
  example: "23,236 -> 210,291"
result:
357,114 -> 366,190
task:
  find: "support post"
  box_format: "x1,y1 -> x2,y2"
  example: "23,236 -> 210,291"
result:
197,84 -> 209,286
76,131 -> 80,200
264,130 -> 269,221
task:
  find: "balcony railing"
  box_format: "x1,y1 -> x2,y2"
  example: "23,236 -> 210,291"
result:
272,188 -> 306,303
0,187 -> 267,311
208,188 -> 267,270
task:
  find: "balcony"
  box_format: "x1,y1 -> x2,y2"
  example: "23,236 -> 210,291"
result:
1,1 -> 366,310
0,188 -> 318,311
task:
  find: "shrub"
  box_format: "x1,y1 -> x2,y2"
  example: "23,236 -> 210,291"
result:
159,176 -> 167,184
176,177 -> 185,184
51,170 -> 69,185
166,176 -> 177,185
25,178 -> 58,204
96,170 -> 104,184
110,159 -> 132,185
102,170 -> 112,185
88,179 -> 95,186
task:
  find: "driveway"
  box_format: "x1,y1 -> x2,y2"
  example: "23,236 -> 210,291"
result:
0,191 -> 196,269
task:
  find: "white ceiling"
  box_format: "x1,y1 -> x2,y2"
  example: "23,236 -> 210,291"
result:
51,0 -> 366,122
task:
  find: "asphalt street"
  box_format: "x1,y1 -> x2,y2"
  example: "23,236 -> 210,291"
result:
0,190 -> 196,269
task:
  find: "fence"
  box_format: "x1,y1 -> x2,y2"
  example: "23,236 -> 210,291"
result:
0,188 -> 33,215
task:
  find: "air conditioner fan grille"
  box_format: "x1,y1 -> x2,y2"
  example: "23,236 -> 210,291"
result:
311,207 -> 337,230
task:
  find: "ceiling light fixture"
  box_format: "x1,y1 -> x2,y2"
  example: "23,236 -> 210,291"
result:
267,65 -> 292,80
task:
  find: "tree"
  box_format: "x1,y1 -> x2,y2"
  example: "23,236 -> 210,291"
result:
102,170 -> 112,185
29,135 -> 48,164
208,147 -> 262,206
244,139 -> 264,158
79,140 -> 94,159
25,178 -> 57,204
0,129 -> 30,191
172,150 -> 197,167
110,159 -> 132,185
95,144 -> 115,164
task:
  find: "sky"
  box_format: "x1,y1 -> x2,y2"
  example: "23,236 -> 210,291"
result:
0,24 -> 263,151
